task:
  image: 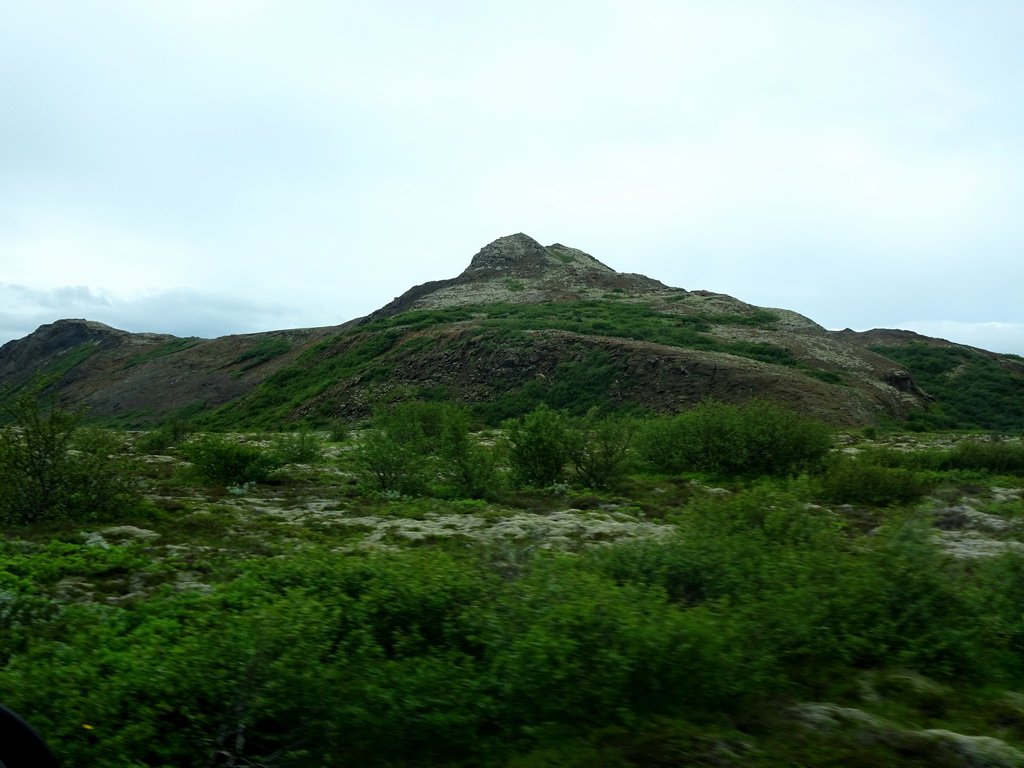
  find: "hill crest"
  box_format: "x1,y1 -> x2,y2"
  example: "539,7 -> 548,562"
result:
3,234 -> 1014,428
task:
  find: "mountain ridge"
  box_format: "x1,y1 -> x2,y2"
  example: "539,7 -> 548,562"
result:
1,234 -> 1013,428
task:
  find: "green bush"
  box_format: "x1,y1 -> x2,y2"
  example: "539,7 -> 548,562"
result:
181,436 -> 282,485
505,404 -> 573,488
327,419 -> 350,442
856,446 -> 946,472
134,415 -> 194,454
270,426 -> 325,464
0,517 -> 1007,767
435,407 -> 502,500
941,439 -> 1024,474
860,439 -> 1024,476
587,486 -> 985,680
637,399 -> 832,477
567,410 -> 637,489
816,456 -> 935,507
62,427 -> 141,519
352,401 -> 503,498
352,405 -> 433,495
0,390 -> 139,524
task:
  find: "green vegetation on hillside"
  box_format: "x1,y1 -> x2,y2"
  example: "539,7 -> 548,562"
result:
228,337 -> 293,372
122,338 -> 199,369
871,342 -> 1024,431
204,330 -> 404,429
356,300 -> 787,361
200,301 -> 821,429
37,342 -> 99,381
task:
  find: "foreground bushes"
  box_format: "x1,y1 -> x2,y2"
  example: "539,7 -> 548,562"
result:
0,391 -> 139,524
0,485 -> 1015,767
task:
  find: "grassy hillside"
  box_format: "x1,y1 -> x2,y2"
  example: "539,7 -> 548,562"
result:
199,300 -> 838,430
871,342 -> 1024,431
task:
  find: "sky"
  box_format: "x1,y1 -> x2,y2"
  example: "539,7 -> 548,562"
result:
2,1 -> 1024,355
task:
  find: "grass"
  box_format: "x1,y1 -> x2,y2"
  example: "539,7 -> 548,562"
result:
38,342 -> 99,380
194,300 -> 837,428
228,337 -> 293,372
123,338 -> 199,368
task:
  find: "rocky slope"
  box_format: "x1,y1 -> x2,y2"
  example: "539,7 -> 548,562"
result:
0,232 -> 1004,427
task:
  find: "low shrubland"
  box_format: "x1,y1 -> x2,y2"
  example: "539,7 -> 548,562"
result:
180,435 -> 284,485
5,393 -> 1024,766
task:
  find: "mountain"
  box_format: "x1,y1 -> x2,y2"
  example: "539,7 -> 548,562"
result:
3,233 -> 1017,429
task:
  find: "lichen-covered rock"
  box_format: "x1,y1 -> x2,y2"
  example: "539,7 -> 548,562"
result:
99,526 -> 161,543
921,730 -> 1024,768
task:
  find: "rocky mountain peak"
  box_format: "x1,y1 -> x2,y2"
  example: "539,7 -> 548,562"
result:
464,233 -> 548,274
461,233 -> 618,281
362,234 -> 666,322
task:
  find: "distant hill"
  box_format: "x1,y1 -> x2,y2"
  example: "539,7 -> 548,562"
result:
835,328 -> 1024,431
3,233 -> 1019,429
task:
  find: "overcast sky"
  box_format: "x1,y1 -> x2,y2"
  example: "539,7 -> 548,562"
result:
3,1 -> 1023,355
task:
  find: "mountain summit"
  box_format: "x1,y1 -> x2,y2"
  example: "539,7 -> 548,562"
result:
363,233 -> 669,322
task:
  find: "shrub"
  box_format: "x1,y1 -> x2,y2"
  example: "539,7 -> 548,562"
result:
435,408 -> 502,500
816,456 -> 934,507
134,415 -> 194,455
505,405 -> 572,488
327,419 -> 350,442
861,440 -> 1024,476
63,427 -> 140,519
351,401 -> 502,499
0,389 -> 139,524
181,436 -> 282,485
567,410 -> 637,489
738,399 -> 833,476
352,405 -> 432,495
270,426 -> 325,464
941,439 -> 1024,475
637,399 -> 831,477
857,446 -> 945,472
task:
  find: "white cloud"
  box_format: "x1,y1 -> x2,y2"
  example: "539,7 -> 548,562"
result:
0,284 -> 298,344
0,0 -> 1022,357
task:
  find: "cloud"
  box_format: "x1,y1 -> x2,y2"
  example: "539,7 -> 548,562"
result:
1,1 -> 1022,359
